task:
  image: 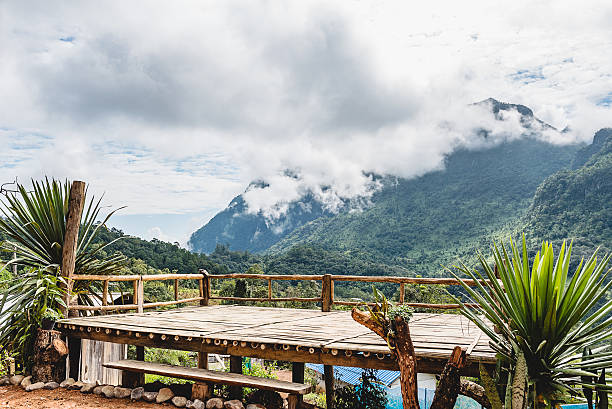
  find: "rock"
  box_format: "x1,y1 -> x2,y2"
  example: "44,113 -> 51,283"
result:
188,399 -> 206,409
246,405 -> 266,409
0,376 -> 9,385
224,400 -> 245,409
20,376 -> 32,389
60,378 -> 75,388
143,391 -> 159,402
114,387 -> 132,399
93,385 -> 106,395
69,380 -> 85,390
44,382 -> 60,390
206,397 -> 225,409
101,385 -> 115,398
25,382 -> 45,392
172,396 -> 189,407
80,383 -> 97,394
131,386 -> 144,400
156,387 -> 175,403
9,375 -> 25,386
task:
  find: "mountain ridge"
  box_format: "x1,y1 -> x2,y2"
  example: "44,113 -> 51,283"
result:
189,98 -> 580,257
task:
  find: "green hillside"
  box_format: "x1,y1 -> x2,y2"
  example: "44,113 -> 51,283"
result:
524,128 -> 612,256
268,138 -> 579,274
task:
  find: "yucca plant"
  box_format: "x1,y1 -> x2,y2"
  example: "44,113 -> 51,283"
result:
447,236 -> 612,408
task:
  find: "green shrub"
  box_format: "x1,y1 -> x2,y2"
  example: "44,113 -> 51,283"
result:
334,369 -> 388,409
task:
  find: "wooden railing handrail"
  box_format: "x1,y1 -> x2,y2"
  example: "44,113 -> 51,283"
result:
67,271 -> 484,314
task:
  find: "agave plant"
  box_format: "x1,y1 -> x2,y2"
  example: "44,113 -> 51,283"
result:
0,178 -> 126,369
447,236 -> 612,407
0,178 -> 125,279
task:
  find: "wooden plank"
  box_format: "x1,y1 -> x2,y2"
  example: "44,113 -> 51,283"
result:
104,360 -> 312,394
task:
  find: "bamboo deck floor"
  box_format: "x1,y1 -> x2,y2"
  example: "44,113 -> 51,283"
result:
59,305 -> 496,375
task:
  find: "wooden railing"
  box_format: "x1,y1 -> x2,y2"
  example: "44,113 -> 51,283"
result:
68,273 -> 206,313
205,272 -> 482,311
67,270 -> 482,314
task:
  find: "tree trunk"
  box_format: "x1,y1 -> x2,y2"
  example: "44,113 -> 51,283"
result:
393,316 -> 420,409
352,308 -> 477,409
459,379 -> 492,409
32,328 -> 68,383
352,309 -> 420,409
429,346 -> 466,409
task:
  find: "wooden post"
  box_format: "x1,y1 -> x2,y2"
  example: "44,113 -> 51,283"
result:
321,274 -> 332,312
174,279 -> 179,301
61,180 -> 86,318
292,362 -> 305,406
321,275 -> 334,407
267,278 -> 272,300
399,283 -> 405,304
229,355 -> 243,400
123,346 -> 145,387
137,278 -> 144,313
200,270 -> 210,306
193,348 -> 210,401
324,364 -> 335,409
61,181 -> 86,381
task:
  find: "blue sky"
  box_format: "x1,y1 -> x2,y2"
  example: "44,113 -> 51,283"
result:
1,0 -> 611,247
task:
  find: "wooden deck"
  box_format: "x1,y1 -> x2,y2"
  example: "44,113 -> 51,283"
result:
58,305 -> 495,376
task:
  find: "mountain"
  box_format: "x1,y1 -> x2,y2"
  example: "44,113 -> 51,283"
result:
188,184 -> 334,253
524,128 -> 612,256
189,98 -> 580,268
268,138 -> 578,273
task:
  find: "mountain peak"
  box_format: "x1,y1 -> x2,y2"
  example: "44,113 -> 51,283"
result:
477,97 -> 534,117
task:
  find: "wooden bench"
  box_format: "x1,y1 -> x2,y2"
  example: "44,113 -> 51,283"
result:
104,359 -> 312,408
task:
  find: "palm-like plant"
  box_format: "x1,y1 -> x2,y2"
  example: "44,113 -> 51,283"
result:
447,236 -> 612,407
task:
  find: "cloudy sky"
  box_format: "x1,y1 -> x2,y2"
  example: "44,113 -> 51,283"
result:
1,0 -> 611,246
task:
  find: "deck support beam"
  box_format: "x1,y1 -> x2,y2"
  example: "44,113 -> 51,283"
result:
229,355 -> 243,400
123,346 -> 145,387
324,364 -> 334,409
292,362 -> 305,406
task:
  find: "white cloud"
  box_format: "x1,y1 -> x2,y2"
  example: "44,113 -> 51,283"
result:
0,0 -> 611,220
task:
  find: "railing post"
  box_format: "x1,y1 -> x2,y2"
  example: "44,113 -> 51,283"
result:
174,279 -> 179,301
137,277 -> 144,313
200,270 -> 210,306
267,278 -> 272,301
102,279 -> 109,315
322,274 -> 332,312
322,274 -> 335,408
399,282 -> 405,304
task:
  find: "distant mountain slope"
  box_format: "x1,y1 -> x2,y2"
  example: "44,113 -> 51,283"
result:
189,98 -> 580,261
188,187 -> 333,253
269,137 -> 579,273
525,128 -> 612,256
